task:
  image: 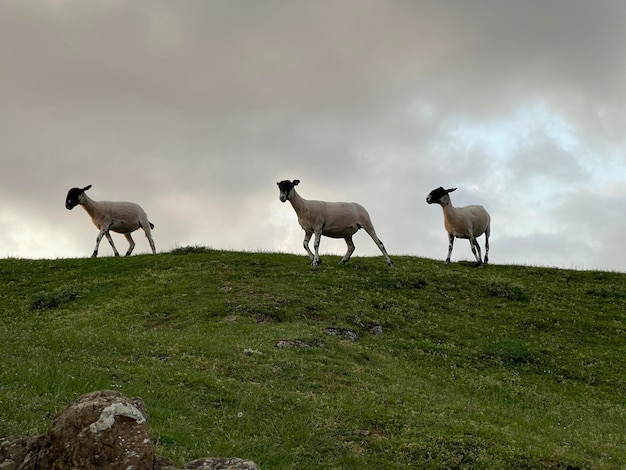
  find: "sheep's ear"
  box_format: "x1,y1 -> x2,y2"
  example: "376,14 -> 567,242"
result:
293,179 -> 300,185
446,187 -> 457,193
83,185 -> 92,192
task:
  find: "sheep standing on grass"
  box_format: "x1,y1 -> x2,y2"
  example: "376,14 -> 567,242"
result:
65,185 -> 156,258
277,179 -> 393,268
426,186 -> 490,267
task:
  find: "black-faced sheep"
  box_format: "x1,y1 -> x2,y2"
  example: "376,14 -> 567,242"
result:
426,186 -> 490,266
277,179 -> 393,268
65,185 -> 156,257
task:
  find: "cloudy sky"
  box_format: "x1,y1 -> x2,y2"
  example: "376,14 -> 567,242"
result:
1,1 -> 625,271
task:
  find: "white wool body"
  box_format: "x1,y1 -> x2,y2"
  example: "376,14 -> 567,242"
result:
277,179 -> 393,268
66,185 -> 156,258
427,187 -> 490,266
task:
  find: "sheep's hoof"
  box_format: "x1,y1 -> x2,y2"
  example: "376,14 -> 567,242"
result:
388,262 -> 395,268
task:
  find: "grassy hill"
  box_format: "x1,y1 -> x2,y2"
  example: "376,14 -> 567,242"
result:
1,249 -> 624,469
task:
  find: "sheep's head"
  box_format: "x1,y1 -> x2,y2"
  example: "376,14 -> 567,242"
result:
65,185 -> 92,210
277,179 -> 300,202
426,187 -> 456,205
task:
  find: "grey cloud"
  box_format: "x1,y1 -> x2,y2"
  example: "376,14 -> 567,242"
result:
1,1 -> 625,270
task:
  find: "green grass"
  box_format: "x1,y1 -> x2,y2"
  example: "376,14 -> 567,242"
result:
1,250 -> 624,469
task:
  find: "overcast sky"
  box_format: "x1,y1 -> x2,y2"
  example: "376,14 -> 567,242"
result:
1,1 -> 625,271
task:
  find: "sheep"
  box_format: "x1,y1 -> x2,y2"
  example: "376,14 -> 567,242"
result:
65,185 -> 156,258
277,179 -> 393,268
426,186 -> 490,266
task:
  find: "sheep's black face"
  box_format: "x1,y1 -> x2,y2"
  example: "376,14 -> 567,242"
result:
277,179 -> 299,202
65,187 -> 83,210
427,187 -> 456,204
426,187 -> 446,205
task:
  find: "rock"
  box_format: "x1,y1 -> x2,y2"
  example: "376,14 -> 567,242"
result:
36,390 -> 153,469
243,348 -> 262,356
276,339 -> 326,349
154,454 -> 178,470
325,327 -> 359,341
367,324 -> 383,336
1,390 -> 261,470
0,435 -> 44,470
181,457 -> 260,470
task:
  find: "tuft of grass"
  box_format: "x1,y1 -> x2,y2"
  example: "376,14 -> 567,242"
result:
482,339 -> 538,365
29,286 -> 79,310
585,286 -> 625,299
487,279 -> 528,301
1,251 -> 625,469
170,244 -> 214,255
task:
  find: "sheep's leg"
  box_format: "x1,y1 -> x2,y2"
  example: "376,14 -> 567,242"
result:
445,233 -> 454,264
362,225 -> 394,267
374,238 -> 393,268
340,237 -> 355,264
124,233 -> 135,256
372,236 -> 393,267
92,228 -> 118,257
92,229 -> 106,257
302,231 -> 315,262
311,231 -> 322,268
141,224 -> 157,254
469,237 -> 483,266
483,226 -> 490,265
104,230 -> 121,257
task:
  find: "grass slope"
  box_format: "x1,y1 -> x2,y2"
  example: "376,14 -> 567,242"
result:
1,249 -> 624,469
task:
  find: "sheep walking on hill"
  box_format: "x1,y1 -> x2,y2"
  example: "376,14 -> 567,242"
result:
65,185 -> 156,258
426,186 -> 490,267
277,179 -> 393,268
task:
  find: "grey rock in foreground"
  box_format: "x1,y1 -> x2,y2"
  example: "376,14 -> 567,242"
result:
0,390 -> 258,470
